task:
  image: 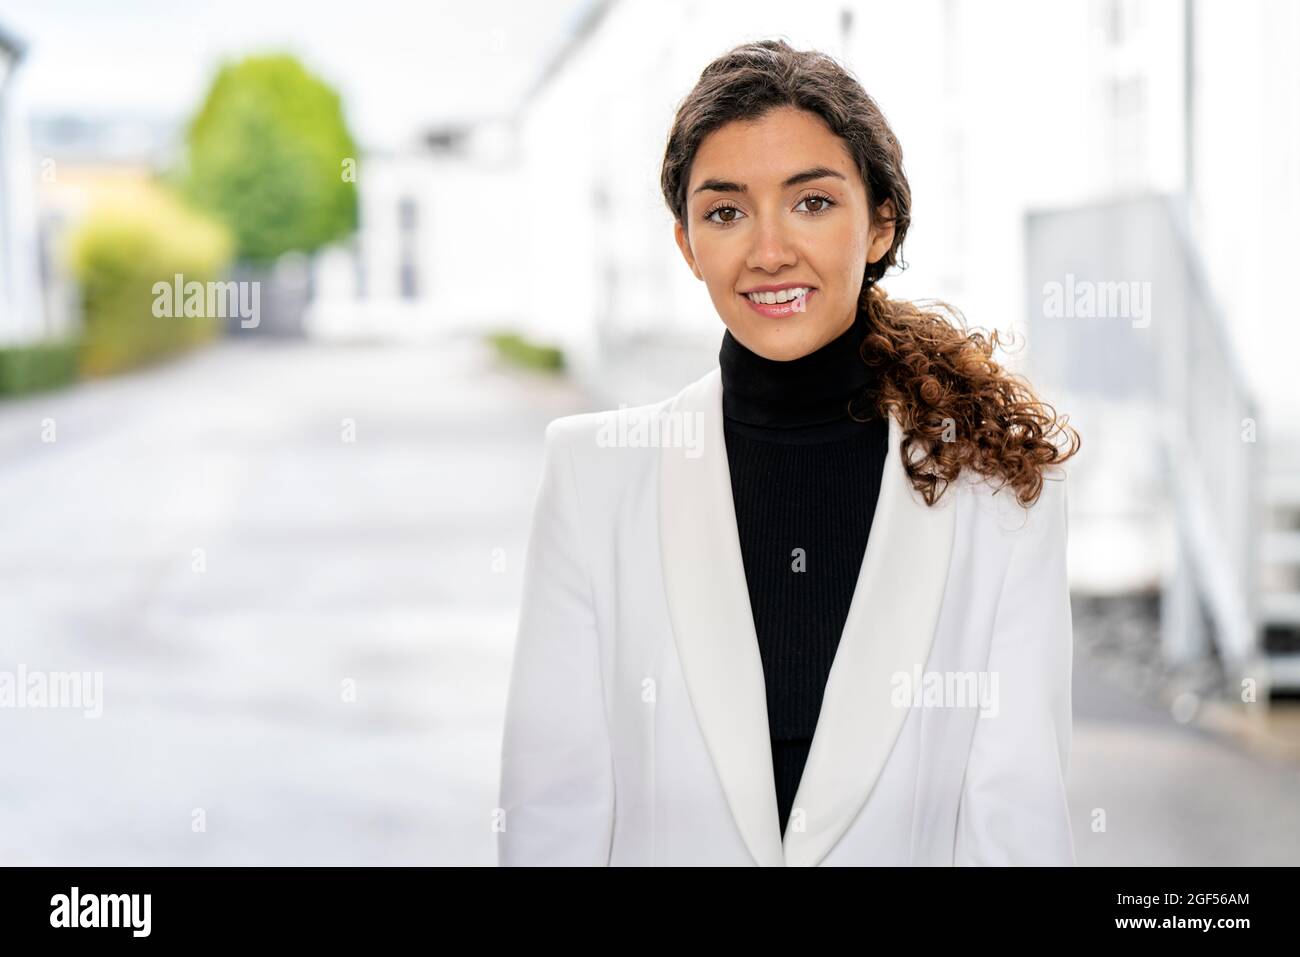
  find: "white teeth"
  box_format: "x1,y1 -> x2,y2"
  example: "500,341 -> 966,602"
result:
746,287 -> 811,304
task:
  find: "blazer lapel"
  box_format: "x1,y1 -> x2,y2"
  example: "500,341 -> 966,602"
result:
782,393 -> 956,866
659,366 -> 784,867
659,365 -> 956,867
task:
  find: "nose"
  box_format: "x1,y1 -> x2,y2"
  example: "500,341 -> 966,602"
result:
745,214 -> 798,274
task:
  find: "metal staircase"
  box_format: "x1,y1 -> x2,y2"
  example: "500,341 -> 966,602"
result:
1026,193 -> 1298,698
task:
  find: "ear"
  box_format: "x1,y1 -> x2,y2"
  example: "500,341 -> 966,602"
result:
674,220 -> 703,280
866,198 -> 897,265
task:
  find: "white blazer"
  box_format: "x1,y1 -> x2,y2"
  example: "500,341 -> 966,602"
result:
497,365 -> 1075,866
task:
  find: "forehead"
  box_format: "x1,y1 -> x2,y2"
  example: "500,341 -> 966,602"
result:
688,107 -> 859,192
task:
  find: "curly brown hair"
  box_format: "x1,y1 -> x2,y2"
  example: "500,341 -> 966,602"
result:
660,38 -> 1080,507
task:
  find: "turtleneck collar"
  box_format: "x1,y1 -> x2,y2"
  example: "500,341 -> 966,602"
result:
719,308 -> 883,433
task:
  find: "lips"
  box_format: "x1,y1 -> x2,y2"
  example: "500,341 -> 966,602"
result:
740,287 -> 816,318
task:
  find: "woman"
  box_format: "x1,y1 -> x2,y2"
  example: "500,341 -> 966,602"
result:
497,39 -> 1081,866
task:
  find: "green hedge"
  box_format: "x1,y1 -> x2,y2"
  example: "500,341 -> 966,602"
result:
0,340 -> 81,397
66,180 -> 233,377
486,330 -> 565,371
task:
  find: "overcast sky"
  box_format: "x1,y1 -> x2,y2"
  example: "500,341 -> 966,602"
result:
0,0 -> 585,148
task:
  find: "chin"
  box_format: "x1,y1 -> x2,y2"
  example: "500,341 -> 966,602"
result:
734,317 -> 834,362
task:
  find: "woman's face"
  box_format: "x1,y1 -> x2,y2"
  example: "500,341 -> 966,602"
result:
674,106 -> 895,362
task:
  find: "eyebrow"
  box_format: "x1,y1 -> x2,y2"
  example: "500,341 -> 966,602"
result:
690,165 -> 847,198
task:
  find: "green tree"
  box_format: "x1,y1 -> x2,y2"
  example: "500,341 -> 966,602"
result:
182,54 -> 359,263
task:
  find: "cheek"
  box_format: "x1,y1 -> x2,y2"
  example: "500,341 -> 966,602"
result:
819,222 -> 870,287
691,234 -> 741,287
831,218 -> 869,261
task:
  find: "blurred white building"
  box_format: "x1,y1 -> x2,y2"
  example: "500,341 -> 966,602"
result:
305,118 -> 525,343
0,21 -> 45,346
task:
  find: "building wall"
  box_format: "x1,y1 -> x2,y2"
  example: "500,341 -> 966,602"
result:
1190,0 -> 1300,445
305,137 -> 525,342
0,47 -> 46,346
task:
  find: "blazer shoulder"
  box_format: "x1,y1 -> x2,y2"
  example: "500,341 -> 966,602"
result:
542,368 -> 716,483
543,391 -> 683,453
957,462 -> 1070,537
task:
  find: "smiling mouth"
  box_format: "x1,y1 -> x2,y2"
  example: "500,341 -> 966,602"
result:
740,287 -> 816,316
742,285 -> 815,303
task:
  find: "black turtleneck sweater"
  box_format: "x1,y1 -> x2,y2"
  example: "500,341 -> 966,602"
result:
718,308 -> 890,839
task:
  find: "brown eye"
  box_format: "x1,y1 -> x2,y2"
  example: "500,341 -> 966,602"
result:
705,205 -> 743,225
796,194 -> 835,215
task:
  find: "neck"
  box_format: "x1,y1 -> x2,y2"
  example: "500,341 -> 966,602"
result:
719,309 -> 881,432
